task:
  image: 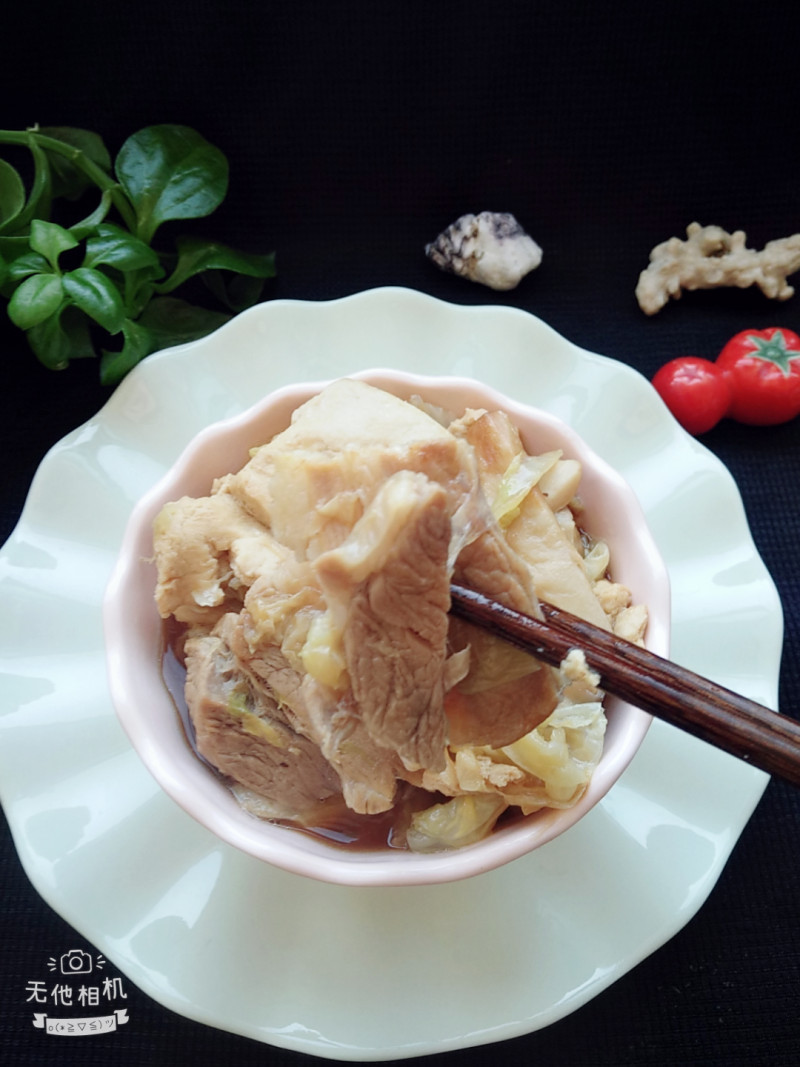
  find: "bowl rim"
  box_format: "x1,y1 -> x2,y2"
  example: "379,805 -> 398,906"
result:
103,368 -> 671,887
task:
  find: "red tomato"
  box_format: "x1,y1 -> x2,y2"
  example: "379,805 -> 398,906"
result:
716,328 -> 800,426
652,357 -> 731,435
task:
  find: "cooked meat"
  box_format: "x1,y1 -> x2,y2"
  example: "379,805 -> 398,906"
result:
153,493 -> 275,626
225,378 -> 475,559
447,521 -> 559,747
216,611 -> 404,815
154,379 -> 641,841
184,626 -> 341,819
315,470 -> 452,773
300,678 -> 404,814
450,407 -> 612,627
193,612 -> 403,816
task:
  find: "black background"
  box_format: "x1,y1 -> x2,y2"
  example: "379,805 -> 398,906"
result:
1,2 -> 799,1064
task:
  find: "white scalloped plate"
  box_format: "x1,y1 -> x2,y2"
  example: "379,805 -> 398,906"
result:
0,288 -> 782,1061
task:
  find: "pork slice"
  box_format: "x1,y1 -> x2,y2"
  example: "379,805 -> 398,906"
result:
450,407 -> 612,628
220,611 -> 316,740
153,491 -> 283,627
227,379 -> 475,559
314,470 -> 452,773
184,628 -> 341,819
300,678 -> 404,814
279,378 -> 460,455
444,617 -> 558,747
448,530 -> 560,748
218,613 -> 403,816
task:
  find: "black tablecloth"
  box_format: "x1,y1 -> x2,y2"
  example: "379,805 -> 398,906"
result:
2,3 -> 798,1064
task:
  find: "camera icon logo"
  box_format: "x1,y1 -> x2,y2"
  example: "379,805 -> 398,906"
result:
59,949 -> 93,976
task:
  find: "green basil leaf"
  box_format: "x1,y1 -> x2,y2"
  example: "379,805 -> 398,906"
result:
137,295 -> 230,348
27,303 -> 96,370
0,240 -> 40,298
62,267 -> 126,333
3,250 -> 50,283
8,273 -> 64,329
29,218 -> 79,270
84,222 -> 162,273
155,235 -> 275,295
115,125 -> 229,244
100,318 -> 156,385
0,159 -> 26,231
38,126 -> 112,200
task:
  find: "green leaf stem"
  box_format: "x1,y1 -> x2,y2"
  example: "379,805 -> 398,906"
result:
0,158 -> 26,229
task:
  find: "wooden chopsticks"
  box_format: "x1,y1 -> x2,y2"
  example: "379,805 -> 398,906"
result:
449,584 -> 800,788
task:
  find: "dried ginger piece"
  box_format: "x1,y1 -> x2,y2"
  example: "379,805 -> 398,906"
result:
636,222 -> 800,315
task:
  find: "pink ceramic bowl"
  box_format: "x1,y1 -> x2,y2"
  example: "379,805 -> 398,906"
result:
104,369 -> 670,886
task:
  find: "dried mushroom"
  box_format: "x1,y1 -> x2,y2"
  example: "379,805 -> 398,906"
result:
426,211 -> 543,291
636,222 -> 800,315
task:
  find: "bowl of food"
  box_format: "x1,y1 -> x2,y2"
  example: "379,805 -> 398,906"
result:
104,367 -> 670,886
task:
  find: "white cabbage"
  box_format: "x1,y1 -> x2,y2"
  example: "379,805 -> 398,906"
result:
501,699 -> 607,804
491,450 -> 562,528
582,540 -> 610,581
406,793 -> 507,852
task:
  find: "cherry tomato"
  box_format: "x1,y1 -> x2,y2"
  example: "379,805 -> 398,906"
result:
716,328 -> 800,426
652,357 -> 731,435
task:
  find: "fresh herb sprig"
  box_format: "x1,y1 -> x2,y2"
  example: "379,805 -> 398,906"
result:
0,124 -> 275,384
